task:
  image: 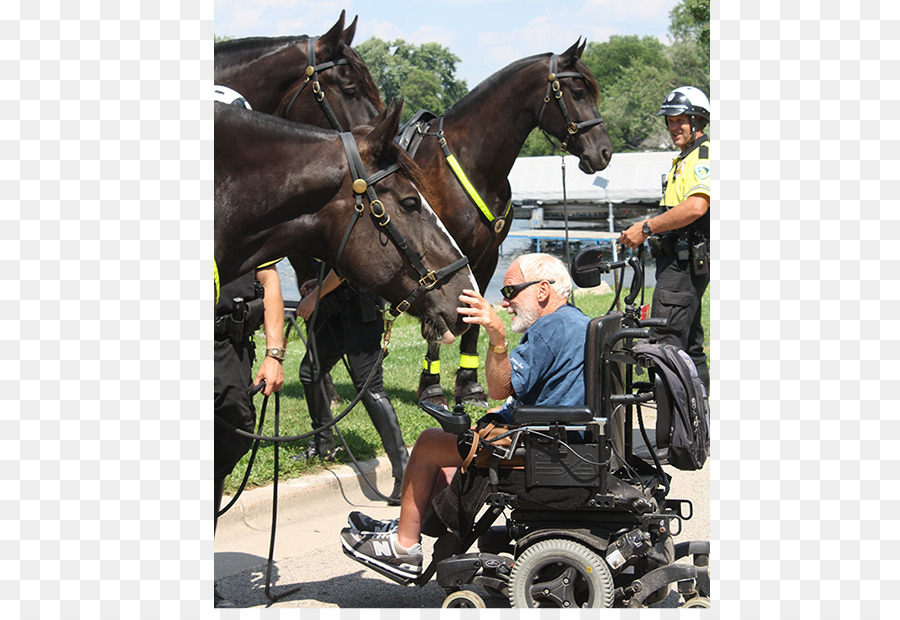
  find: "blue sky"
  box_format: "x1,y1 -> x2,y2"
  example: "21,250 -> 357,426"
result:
214,0 -> 681,87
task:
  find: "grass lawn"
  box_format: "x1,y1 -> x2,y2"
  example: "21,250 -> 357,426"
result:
223,285 -> 711,493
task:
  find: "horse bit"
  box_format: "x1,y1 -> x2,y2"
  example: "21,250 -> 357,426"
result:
537,53 -> 606,152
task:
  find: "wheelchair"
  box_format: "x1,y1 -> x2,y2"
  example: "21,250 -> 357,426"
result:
346,247 -> 711,608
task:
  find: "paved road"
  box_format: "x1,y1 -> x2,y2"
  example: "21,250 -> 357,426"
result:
214,430 -> 710,609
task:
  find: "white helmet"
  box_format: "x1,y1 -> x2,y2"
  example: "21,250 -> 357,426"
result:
657,86 -> 710,122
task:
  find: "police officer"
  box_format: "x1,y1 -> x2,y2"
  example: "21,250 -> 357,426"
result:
620,86 -> 711,391
295,268 -> 408,504
213,263 -> 285,607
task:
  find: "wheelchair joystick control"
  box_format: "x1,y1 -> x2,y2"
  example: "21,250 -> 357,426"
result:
418,400 -> 471,435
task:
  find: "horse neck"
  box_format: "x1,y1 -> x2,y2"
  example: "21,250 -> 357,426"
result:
225,128 -> 348,274
216,41 -> 308,114
439,58 -> 547,196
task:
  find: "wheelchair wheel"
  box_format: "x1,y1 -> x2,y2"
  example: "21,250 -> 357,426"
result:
682,596 -> 710,608
442,590 -> 486,608
509,538 -> 614,608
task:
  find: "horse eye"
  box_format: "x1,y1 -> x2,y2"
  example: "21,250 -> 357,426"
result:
400,196 -> 420,211
343,87 -> 358,98
572,88 -> 586,101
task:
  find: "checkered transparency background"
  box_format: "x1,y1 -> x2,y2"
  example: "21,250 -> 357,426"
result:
1,0 -> 897,617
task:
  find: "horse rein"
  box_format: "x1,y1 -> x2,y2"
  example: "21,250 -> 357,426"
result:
335,132 -> 470,325
282,36 -> 349,130
538,53 -> 605,152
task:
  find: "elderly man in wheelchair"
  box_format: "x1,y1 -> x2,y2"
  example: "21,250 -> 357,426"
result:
340,249 -> 711,608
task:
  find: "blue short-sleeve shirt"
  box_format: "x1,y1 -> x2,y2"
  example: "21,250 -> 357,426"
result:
496,304 -> 590,422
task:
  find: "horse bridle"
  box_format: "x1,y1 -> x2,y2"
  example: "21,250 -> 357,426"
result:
335,132 -> 469,321
537,53 -> 605,152
282,36 -> 348,130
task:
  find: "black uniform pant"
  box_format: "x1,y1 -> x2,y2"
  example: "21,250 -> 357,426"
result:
298,292 -> 408,479
650,254 -> 710,391
214,336 -> 256,480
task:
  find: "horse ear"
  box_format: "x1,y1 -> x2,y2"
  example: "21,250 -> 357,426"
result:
317,10 -> 346,59
365,99 -> 404,160
342,14 -> 358,46
562,37 -> 584,62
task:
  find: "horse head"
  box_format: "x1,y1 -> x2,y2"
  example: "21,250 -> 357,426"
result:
538,39 -> 613,174
335,101 -> 475,344
278,11 -> 383,130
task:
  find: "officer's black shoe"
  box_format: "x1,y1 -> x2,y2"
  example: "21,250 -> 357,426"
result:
386,477 -> 402,506
290,442 -> 342,462
214,586 -> 237,608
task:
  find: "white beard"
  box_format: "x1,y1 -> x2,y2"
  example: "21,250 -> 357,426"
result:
510,303 -> 540,333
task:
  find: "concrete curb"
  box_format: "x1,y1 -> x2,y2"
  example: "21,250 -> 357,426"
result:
216,454 -> 397,537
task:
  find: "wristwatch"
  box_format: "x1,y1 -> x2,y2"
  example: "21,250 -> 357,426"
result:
488,339 -> 508,354
265,347 -> 286,362
642,220 -> 653,236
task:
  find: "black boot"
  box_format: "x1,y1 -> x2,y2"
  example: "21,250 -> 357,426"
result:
301,381 -> 337,457
362,390 -> 409,496
214,478 -> 237,608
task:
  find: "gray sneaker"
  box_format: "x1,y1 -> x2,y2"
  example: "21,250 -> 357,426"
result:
340,528 -> 422,580
347,511 -> 399,533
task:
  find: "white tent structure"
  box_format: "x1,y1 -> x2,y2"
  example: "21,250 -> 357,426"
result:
508,151 -> 678,213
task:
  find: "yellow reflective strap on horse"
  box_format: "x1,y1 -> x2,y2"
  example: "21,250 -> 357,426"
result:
213,260 -> 220,304
423,358 -> 440,375
445,153 -> 495,223
459,354 -> 480,369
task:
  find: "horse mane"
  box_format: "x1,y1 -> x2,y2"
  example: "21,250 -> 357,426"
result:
340,42 -> 384,110
215,35 -> 308,56
446,52 -> 600,118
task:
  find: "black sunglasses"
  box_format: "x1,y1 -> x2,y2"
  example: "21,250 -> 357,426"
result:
500,280 -> 555,301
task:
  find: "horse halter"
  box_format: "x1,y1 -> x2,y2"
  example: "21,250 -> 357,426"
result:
537,54 -> 605,152
282,36 -> 349,130
335,132 -> 469,321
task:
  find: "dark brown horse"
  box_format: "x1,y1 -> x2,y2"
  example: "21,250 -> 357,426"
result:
402,40 -> 614,405
215,13 -> 387,291
215,101 -> 475,344
214,10 -> 382,130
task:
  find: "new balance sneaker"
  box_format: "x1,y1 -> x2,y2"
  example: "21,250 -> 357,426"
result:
347,511 -> 399,533
340,528 -> 423,580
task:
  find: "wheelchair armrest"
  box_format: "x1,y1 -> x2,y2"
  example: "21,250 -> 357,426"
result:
510,406 -> 594,424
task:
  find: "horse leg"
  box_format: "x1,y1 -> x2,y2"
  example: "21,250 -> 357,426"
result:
417,342 -> 448,407
453,248 -> 500,408
454,323 -> 489,407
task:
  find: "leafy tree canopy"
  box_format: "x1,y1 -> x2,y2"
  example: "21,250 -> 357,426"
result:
355,38 -> 468,123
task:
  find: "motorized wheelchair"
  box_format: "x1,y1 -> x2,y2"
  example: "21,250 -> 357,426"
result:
344,247 -> 711,608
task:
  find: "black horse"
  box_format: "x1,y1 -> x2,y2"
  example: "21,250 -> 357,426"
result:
400,40 -> 613,405
214,100 -> 475,344
214,10 -> 381,130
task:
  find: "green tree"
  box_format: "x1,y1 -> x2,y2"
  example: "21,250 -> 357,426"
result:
355,38 -> 468,123
667,0 -> 710,97
582,35 -> 671,96
669,0 -> 710,49
600,64 -> 673,152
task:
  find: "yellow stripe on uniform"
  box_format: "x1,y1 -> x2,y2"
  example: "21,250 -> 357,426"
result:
423,359 -> 441,375
214,260 -> 220,304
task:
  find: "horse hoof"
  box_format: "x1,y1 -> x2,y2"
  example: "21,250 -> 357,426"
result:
455,382 -> 489,408
418,384 -> 448,408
